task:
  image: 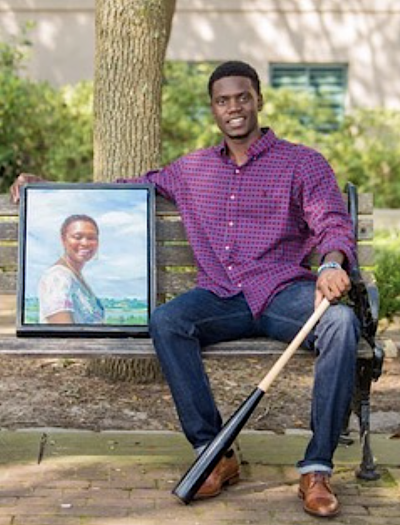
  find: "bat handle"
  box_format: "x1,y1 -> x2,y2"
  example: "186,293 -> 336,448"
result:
258,297 -> 330,393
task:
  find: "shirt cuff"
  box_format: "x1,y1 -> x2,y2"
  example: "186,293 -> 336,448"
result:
319,244 -> 356,273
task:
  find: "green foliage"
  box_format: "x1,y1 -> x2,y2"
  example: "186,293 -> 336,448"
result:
259,87 -> 335,144
43,81 -> 93,183
320,110 -> 400,208
161,61 -> 218,164
0,22 -> 34,75
374,230 -> 400,319
0,29 -> 93,192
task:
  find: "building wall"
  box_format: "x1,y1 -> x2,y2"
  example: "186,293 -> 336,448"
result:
0,1 -> 94,86
1,0 -> 399,108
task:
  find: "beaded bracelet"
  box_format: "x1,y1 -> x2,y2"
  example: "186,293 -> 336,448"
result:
317,261 -> 342,275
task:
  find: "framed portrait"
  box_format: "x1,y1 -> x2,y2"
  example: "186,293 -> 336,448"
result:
16,183 -> 156,337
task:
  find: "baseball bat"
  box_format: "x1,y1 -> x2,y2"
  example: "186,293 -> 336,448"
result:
172,297 -> 330,504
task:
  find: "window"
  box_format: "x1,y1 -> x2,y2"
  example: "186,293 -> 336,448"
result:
269,64 -> 347,130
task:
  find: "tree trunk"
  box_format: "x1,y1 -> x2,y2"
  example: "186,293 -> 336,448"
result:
94,0 -> 176,179
88,0 -> 176,383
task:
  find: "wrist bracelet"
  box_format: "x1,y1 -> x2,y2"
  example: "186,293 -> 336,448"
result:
317,261 -> 342,275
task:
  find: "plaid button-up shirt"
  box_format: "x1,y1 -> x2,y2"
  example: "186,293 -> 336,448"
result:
119,128 -> 356,317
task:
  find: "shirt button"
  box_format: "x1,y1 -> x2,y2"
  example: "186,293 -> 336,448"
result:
230,195 -> 235,200
235,169 -> 240,174
225,245 -> 230,251
227,265 -> 233,271
228,221 -> 234,227
237,283 -> 242,288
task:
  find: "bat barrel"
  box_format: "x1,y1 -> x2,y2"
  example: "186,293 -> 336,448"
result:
172,387 -> 264,504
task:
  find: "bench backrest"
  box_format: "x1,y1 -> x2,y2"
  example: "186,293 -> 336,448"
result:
0,192 -> 374,331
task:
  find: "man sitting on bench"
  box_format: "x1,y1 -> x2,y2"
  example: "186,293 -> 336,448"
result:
11,60 -> 359,518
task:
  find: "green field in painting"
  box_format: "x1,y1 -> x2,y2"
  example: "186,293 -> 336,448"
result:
24,297 -> 148,325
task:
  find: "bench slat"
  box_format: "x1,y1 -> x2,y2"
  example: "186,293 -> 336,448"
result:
0,192 -> 375,217
0,334 -> 373,358
155,193 -> 374,215
0,222 -> 18,241
0,266 -> 378,298
157,270 -> 197,294
156,244 -> 375,268
158,269 -> 378,295
0,217 -> 375,248
0,273 -> 17,293
0,216 -> 375,244
0,246 -> 18,266
0,336 -> 298,358
0,242 -> 377,269
0,196 -> 19,217
156,217 -> 373,243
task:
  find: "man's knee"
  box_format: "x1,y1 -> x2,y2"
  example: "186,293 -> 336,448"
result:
149,303 -> 173,336
317,304 -> 360,360
149,300 -> 193,338
324,303 -> 359,331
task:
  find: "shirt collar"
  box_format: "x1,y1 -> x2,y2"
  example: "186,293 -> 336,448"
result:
216,127 -> 277,159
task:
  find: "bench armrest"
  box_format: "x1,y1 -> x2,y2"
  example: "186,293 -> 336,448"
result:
346,181 -> 384,380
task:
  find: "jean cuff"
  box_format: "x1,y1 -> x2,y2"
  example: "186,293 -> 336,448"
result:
195,445 -> 207,457
195,444 -> 237,458
297,464 -> 332,476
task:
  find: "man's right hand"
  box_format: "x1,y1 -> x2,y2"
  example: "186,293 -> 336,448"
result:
10,173 -> 46,204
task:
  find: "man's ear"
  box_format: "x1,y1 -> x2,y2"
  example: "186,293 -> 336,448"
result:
257,93 -> 264,112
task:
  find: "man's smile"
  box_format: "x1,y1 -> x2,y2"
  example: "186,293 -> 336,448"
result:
227,116 -> 246,128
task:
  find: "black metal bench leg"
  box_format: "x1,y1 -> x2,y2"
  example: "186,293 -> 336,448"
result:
354,359 -> 380,480
339,405 -> 355,445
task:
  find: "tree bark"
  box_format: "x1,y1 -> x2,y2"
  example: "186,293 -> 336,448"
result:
94,0 -> 176,179
89,0 -> 176,383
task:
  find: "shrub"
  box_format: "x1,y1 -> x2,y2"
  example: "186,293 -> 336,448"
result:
0,29 -> 93,192
161,61 -> 218,165
43,81 -> 93,183
374,230 -> 400,319
321,110 -> 400,208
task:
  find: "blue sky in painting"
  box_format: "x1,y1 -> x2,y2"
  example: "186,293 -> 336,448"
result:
23,186 -> 150,300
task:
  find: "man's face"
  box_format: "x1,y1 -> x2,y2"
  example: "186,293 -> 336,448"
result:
210,76 -> 263,141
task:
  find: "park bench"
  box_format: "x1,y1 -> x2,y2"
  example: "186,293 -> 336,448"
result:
0,184 -> 384,480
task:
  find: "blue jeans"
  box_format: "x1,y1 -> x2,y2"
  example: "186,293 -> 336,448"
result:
150,281 -> 360,473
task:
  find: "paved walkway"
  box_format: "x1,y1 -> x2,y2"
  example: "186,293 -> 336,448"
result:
0,430 -> 399,524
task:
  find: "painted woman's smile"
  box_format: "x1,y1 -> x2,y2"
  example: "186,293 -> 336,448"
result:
62,220 -> 99,269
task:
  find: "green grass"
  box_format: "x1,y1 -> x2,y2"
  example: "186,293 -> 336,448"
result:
374,229 -> 400,319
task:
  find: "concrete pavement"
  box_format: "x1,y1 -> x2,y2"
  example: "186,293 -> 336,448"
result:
0,429 -> 399,524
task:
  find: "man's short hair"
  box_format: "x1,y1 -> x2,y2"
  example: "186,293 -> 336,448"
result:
208,61 -> 261,97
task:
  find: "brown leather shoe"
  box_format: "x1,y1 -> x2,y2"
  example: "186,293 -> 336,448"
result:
298,472 -> 340,517
195,450 -> 240,499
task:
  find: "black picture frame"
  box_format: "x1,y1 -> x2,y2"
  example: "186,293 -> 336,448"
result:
16,182 -> 156,338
